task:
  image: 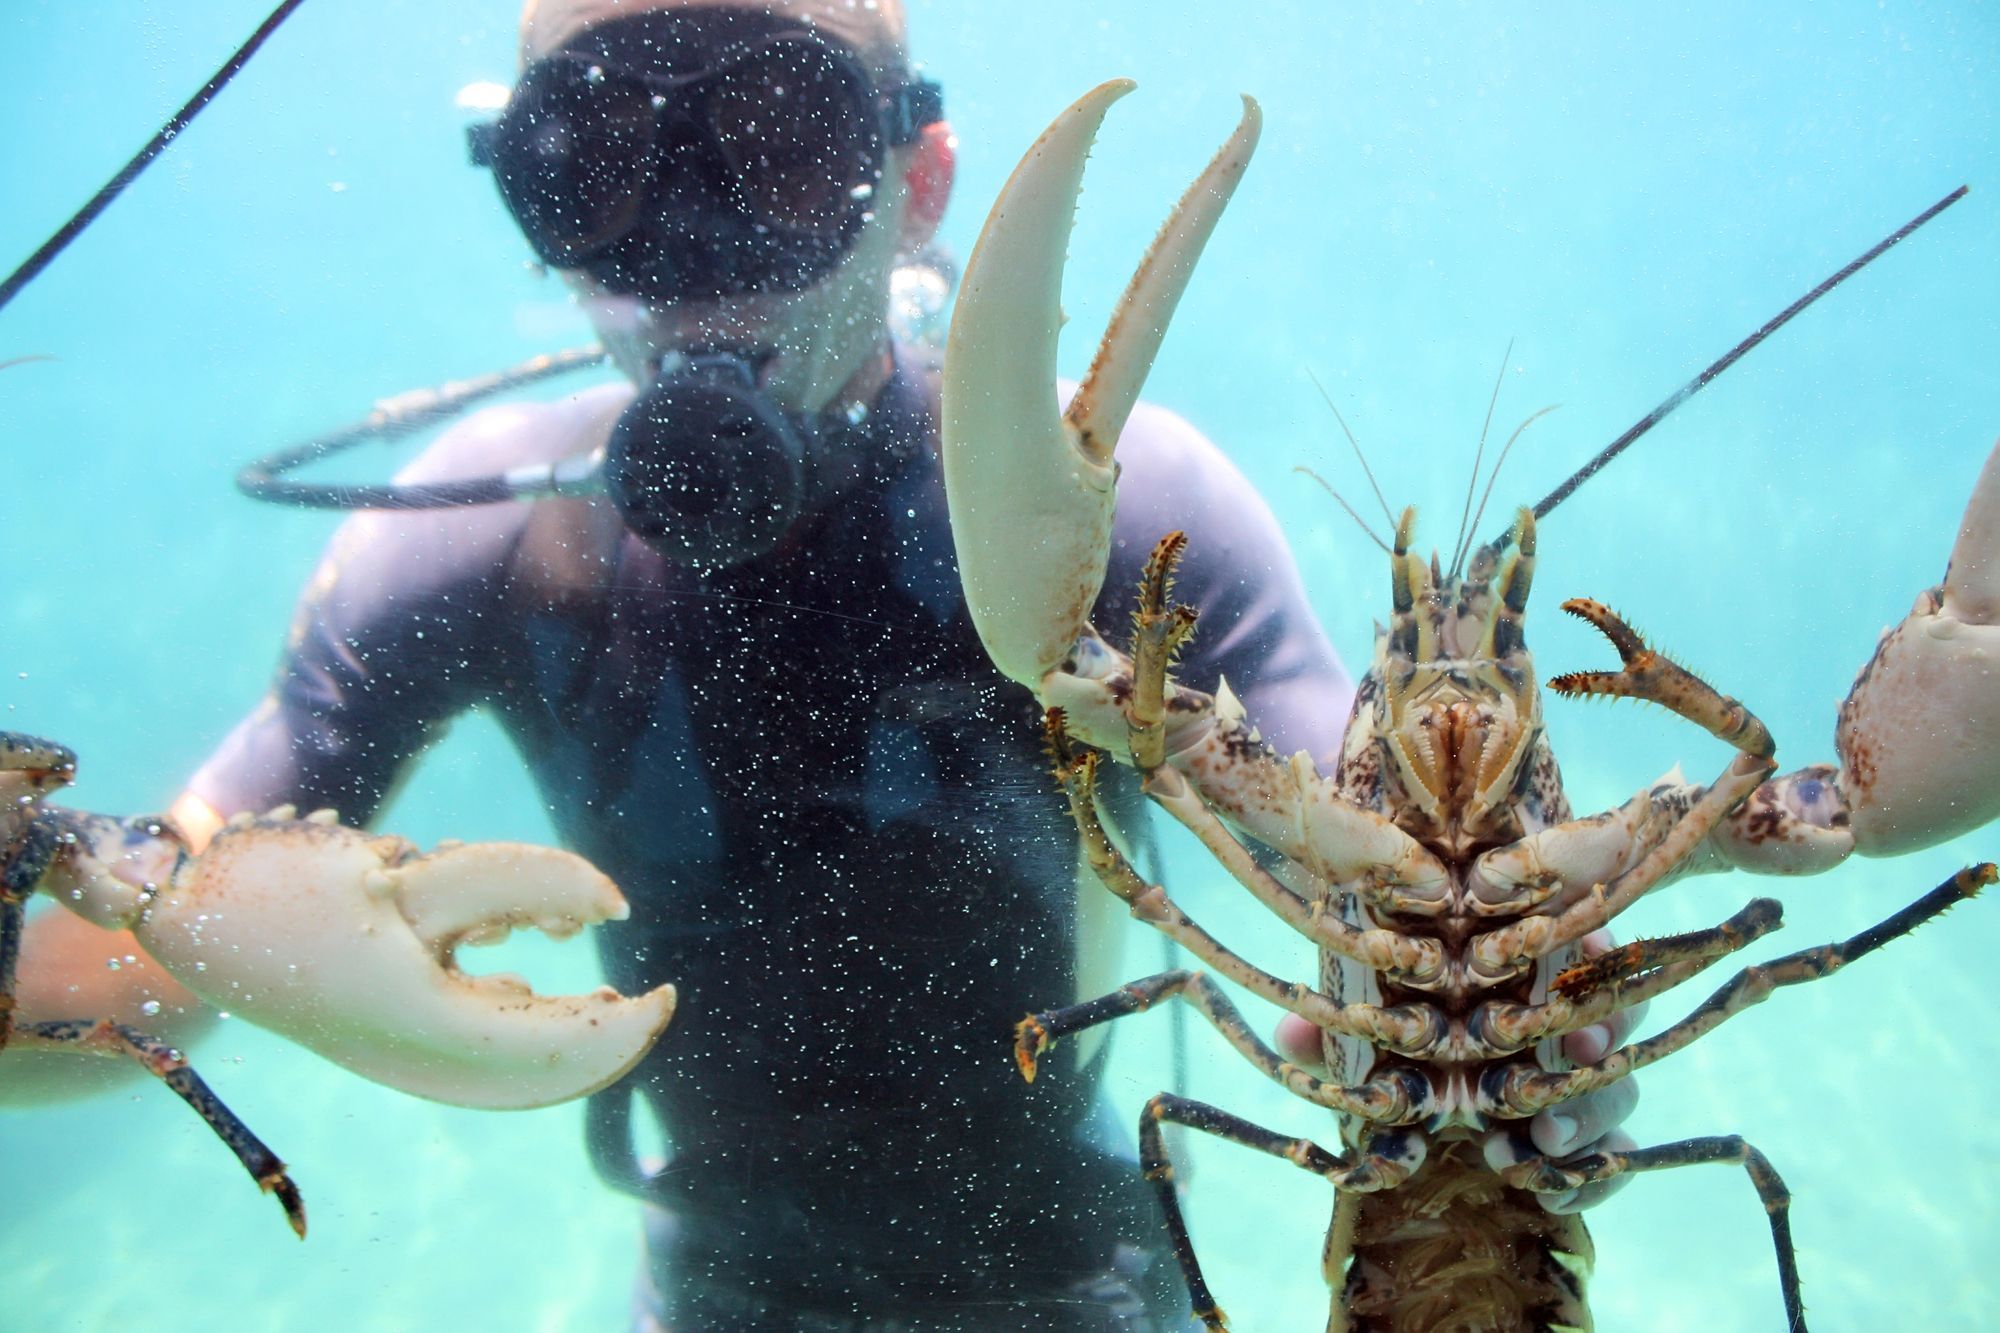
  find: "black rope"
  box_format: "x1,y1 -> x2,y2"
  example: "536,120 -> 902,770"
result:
0,0 -> 310,314
1507,184 -> 1969,545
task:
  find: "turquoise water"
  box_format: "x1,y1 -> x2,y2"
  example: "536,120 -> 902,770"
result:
3,2 -> 1997,1328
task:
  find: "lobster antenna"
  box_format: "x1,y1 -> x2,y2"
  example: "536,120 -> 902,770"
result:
1462,405 -> 1559,571
1305,369 -> 1397,533
1450,338 -> 1516,579
1485,183 -> 1969,557
1295,465 -> 1394,555
0,0 -> 309,314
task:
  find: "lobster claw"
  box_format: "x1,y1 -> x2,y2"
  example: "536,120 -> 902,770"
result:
44,808 -> 675,1109
1835,438 -> 2000,855
940,80 -> 1260,689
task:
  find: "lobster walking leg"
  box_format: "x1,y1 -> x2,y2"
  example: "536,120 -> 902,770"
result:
1474,602 -> 1784,975
1017,969 -> 1431,1116
1048,714 -> 1436,1044
8,1017 -> 307,1236
1494,863 -> 1993,1115
1500,1134 -> 1804,1333
1475,897 -> 1786,1053
1551,902 -> 1785,998
1141,762 -> 1447,970
1140,1092 -> 1423,1333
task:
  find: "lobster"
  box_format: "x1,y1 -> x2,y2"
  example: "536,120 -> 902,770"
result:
937,81 -> 2000,1331
0,730 -> 676,1233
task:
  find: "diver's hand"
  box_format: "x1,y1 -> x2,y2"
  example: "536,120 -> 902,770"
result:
1272,928 -> 1647,1214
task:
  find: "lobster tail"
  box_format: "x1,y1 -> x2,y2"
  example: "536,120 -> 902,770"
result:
1338,1143 -> 1593,1333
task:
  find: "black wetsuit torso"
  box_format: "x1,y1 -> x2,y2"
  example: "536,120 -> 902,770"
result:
194,353 -> 1352,1329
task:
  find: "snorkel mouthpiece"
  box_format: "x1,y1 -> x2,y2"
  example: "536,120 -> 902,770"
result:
604,349 -> 815,566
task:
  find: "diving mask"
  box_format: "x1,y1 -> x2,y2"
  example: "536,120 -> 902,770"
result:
470,20 -> 943,301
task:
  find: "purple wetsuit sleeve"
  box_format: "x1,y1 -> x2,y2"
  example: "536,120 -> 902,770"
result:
186,406 -> 554,825
1103,401 -> 1354,769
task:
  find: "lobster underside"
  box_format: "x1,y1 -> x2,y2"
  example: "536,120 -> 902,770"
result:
1339,1141 -> 1592,1333
949,81 -> 2000,1332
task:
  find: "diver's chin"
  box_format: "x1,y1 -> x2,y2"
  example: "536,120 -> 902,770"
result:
588,307 -> 790,389
637,344 -> 781,391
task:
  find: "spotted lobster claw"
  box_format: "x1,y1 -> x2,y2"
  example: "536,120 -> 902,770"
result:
1833,439 -> 2000,854
1708,440 -> 2000,873
40,806 -> 675,1109
940,80 -> 1261,691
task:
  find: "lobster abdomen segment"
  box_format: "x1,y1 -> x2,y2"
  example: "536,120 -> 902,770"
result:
1338,1141 -> 1592,1333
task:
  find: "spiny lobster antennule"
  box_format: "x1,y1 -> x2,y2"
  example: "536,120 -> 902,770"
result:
1501,509 -> 1536,614
1390,507 -> 1414,602
1482,508 -> 1537,659
1389,506 -> 1430,658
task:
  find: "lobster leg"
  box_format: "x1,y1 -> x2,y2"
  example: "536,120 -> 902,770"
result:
1498,1135 -> 1804,1333
7,1017 -> 306,1236
1048,720 -> 1439,1096
1139,1093 -> 1424,1333
1471,601 -> 1782,978
4,805 -> 308,1235
1141,762 -> 1446,977
1471,897 -> 1785,1055
1016,969 -> 1435,1118
1489,863 -> 1992,1116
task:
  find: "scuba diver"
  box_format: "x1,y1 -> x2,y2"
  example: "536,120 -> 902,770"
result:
4,1 -> 1642,1326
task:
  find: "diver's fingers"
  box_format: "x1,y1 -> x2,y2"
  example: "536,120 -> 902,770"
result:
1274,1011 -> 1325,1072
1530,1073 -> 1640,1162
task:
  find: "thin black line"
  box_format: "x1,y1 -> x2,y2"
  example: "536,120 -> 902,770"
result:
1524,185 -> 1970,531
0,0 -> 310,313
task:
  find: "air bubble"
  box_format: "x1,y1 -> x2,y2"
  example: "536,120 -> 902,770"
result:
140,1000 -> 162,1017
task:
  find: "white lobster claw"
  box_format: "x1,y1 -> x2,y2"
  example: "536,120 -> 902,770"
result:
941,80 -> 1261,688
1836,438 -> 2000,854
48,811 -> 674,1109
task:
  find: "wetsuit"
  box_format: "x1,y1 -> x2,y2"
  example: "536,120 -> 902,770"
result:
192,350 -> 1353,1330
